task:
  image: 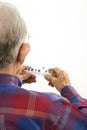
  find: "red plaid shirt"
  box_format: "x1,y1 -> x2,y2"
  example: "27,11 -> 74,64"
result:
0,74 -> 87,130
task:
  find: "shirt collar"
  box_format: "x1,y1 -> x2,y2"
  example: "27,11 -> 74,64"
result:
0,74 -> 22,87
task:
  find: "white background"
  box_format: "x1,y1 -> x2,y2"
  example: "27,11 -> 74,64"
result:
3,0 -> 87,98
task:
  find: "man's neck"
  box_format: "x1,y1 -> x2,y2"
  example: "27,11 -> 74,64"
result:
0,64 -> 15,75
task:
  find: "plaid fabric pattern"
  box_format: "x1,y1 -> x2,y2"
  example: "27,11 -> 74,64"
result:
0,74 -> 87,130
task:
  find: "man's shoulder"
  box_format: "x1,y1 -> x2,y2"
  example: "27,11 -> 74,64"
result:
17,86 -> 60,103
19,86 -> 57,98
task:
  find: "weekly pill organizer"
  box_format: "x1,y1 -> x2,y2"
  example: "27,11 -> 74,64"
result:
28,67 -> 51,76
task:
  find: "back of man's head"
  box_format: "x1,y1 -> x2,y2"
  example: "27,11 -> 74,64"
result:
0,2 -> 27,69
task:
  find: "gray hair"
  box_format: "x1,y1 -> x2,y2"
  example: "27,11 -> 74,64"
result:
0,2 -> 27,69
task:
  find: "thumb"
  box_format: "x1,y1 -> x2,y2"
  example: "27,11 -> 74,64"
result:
45,74 -> 54,82
45,74 -> 57,86
17,73 -> 31,81
45,74 -> 57,87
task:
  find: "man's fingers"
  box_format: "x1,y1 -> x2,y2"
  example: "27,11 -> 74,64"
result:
45,74 -> 56,84
45,74 -> 52,81
23,74 -> 36,84
48,82 -> 54,87
17,73 -> 31,81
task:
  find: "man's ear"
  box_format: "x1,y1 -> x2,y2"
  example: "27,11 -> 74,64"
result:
17,43 -> 30,64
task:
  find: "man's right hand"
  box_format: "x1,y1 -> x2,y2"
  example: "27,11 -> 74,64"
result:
44,67 -> 71,92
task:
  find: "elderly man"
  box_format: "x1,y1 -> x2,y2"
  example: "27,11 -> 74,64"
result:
0,1 -> 87,130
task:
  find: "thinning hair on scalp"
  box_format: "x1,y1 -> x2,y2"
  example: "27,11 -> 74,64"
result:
0,2 -> 27,69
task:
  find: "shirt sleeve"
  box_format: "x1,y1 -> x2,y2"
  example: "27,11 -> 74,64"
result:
47,90 -> 87,130
61,86 -> 87,116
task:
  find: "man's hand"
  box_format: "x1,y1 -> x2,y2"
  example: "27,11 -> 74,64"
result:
44,68 -> 71,92
16,65 -> 36,84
